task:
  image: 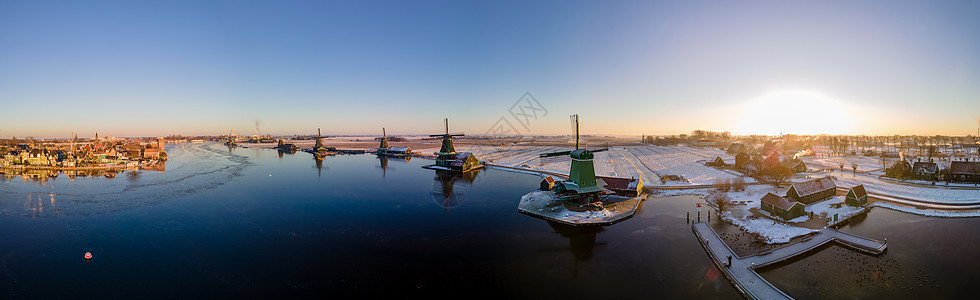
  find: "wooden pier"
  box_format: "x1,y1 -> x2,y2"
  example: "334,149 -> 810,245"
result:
691,222 -> 886,299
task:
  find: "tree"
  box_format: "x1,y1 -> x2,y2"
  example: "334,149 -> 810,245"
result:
761,164 -> 794,188
852,162 -> 858,173
707,192 -> 733,214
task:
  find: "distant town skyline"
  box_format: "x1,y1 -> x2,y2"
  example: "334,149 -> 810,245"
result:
1,0 -> 978,138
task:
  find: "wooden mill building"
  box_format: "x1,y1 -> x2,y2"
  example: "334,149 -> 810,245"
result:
761,193 -> 805,220
785,177 -> 836,204
845,184 -> 868,207
911,161 -> 938,181
949,161 -> 980,183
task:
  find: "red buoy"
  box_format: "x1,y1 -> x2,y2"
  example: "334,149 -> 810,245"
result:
84,252 -> 93,260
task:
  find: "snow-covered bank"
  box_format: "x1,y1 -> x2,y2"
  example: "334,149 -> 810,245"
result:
873,202 -> 980,218
809,196 -> 865,225
832,171 -> 980,204
721,211 -> 817,244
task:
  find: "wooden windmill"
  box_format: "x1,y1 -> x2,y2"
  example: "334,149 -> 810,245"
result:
539,114 -> 608,204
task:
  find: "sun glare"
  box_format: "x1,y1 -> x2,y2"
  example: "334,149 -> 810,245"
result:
735,90 -> 852,136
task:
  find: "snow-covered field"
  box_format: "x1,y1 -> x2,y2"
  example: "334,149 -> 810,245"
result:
454,145 -> 753,186
801,155 -> 890,172
628,146 -> 753,185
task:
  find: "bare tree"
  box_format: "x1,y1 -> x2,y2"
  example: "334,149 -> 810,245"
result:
761,165 -> 794,188
851,162 -> 858,173
707,192 -> 733,214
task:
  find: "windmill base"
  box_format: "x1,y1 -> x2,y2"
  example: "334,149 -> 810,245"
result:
518,190 -> 646,226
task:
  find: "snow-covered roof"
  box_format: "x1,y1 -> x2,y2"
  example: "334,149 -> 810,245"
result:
848,185 -> 867,198
911,161 -> 938,173
761,193 -> 801,211
789,177 -> 836,197
950,161 -> 980,175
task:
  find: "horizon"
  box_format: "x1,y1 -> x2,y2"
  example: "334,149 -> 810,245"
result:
2,0 -> 979,138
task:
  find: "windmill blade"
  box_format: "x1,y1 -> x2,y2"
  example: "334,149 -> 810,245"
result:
590,148 -> 609,153
540,150 -> 572,158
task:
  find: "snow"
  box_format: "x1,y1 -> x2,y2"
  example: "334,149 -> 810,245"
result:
517,190 -> 623,224
627,146 -> 754,185
831,171 -> 980,203
721,211 -> 818,244
801,154 -> 889,172
807,196 -> 865,225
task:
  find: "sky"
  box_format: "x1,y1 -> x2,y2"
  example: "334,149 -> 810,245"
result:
1,0 -> 978,138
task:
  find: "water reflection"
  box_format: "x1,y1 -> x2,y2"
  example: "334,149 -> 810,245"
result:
0,161 -> 165,184
277,149 -> 297,158
542,221 -> 606,278
313,156 -> 325,177
376,155 -> 412,179
23,191 -> 58,217
431,169 -> 480,210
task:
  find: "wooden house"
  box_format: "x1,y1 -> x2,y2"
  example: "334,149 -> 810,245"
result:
911,161 -> 938,181
949,161 -> 980,183
727,143 -> 746,154
845,185 -> 868,207
381,146 -> 412,157
540,176 -> 556,191
435,152 -> 482,172
734,152 -> 751,168
706,156 -> 726,167
786,160 -> 807,173
785,177 -> 836,204
761,193 -> 805,220
596,176 -> 643,197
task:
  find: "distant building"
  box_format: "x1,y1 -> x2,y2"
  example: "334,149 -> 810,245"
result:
785,177 -> 836,204
886,159 -> 912,179
845,185 -> 868,207
911,161 -> 938,181
785,159 -> 807,173
949,161 -> 980,183
381,146 -> 412,157
734,152 -> 751,169
706,156 -> 726,167
142,148 -> 160,159
760,193 -> 805,220
726,143 -> 746,154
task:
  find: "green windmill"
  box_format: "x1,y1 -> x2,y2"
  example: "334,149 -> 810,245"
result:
375,128 -> 389,154
423,118 -> 483,172
539,114 -> 608,204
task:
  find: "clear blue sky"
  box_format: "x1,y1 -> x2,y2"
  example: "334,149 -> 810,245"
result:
1,0 -> 978,138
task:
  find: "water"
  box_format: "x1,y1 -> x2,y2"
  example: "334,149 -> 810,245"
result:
0,143 -> 737,298
759,208 -> 980,299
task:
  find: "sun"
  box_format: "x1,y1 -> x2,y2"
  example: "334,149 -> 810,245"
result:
735,90 -> 853,136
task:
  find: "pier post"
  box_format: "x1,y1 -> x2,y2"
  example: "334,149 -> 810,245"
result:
698,211 -> 701,222
687,211 -> 690,223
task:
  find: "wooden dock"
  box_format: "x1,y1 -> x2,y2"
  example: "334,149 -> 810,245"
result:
691,222 -> 886,299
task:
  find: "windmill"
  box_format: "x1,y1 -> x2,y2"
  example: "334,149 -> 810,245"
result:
423,118 -> 483,172
376,127 -> 389,154
224,130 -> 237,147
539,114 -> 608,205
